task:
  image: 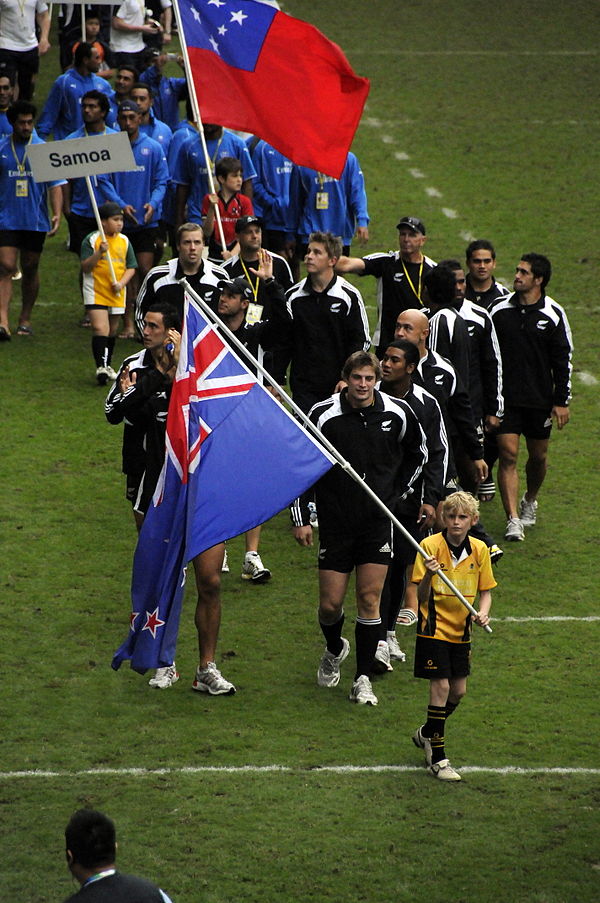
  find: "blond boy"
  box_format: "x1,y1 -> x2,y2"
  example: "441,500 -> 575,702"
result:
411,491 -> 495,781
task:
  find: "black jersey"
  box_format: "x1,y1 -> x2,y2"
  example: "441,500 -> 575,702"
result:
490,292 -> 573,409
290,388 -> 427,535
361,250 -> 436,355
457,297 -> 504,421
63,871 -> 171,903
135,257 -> 227,336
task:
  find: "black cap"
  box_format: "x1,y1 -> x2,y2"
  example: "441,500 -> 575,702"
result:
235,215 -> 261,234
98,201 -> 123,219
118,100 -> 140,114
219,277 -> 254,301
396,216 -> 426,235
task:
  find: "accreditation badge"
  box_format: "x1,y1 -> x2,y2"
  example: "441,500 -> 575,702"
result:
315,191 -> 329,210
16,179 -> 29,197
246,302 -> 263,325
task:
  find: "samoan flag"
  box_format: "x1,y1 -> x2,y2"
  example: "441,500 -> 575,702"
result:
176,0 -> 369,179
112,293 -> 335,673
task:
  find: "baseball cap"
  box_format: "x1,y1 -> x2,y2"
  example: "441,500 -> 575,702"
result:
235,215 -> 261,234
118,100 -> 140,114
219,277 -> 254,301
396,216 -> 426,235
98,201 -> 123,219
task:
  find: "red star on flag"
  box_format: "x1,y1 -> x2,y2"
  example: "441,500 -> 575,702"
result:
142,608 -> 165,639
129,611 -> 139,631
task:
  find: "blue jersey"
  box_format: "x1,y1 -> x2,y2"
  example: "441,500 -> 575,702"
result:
291,152 -> 369,246
139,110 -> 173,156
0,111 -> 11,140
172,129 -> 257,223
65,126 -> 122,218
247,138 -> 295,232
162,120 -> 196,225
111,132 -> 169,231
0,134 -> 65,231
37,70 -> 115,140
140,65 -> 187,131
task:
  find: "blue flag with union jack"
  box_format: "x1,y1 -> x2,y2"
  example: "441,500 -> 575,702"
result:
112,293 -> 335,674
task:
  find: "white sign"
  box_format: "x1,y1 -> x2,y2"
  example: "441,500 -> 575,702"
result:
27,132 -> 137,183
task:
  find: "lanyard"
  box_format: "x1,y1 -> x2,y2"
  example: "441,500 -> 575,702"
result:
10,135 -> 31,173
401,256 -> 424,303
239,257 -> 259,304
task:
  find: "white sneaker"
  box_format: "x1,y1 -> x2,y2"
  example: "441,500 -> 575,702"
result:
387,634 -> 406,662
241,551 -> 271,583
221,548 -> 230,573
519,494 -> 538,527
349,674 -> 378,705
148,663 -> 179,689
428,758 -> 461,781
412,725 -> 432,766
105,365 -> 118,381
373,639 -> 393,673
192,662 -> 236,695
317,637 -> 350,687
504,516 -> 525,542
96,365 -> 109,386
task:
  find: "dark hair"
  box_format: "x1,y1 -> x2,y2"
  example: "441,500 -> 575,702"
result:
215,156 -> 242,180
65,810 -> 116,870
438,258 -> 462,272
74,42 -> 95,68
147,301 -> 182,332
0,68 -> 16,87
308,230 -> 342,261
131,82 -> 153,99
342,350 -> 381,382
82,89 -> 109,117
424,264 -> 458,307
521,252 -> 552,290
7,100 -> 36,124
384,338 -> 420,369
466,239 -> 496,261
117,64 -> 139,80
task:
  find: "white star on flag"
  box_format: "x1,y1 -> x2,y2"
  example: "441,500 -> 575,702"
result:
230,10 -> 247,25
190,6 -> 201,22
207,0 -> 225,7
209,35 -> 219,51
217,24 -> 227,35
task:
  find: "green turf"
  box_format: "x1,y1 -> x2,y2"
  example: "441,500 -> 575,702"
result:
2,2 -> 600,901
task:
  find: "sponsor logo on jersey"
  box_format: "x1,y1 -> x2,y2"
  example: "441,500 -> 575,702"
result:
330,302 -> 342,314
435,374 -> 444,384
393,273 -> 405,282
536,320 -> 548,330
380,419 -> 392,432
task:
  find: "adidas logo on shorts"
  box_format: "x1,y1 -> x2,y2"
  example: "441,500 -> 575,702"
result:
379,542 -> 392,553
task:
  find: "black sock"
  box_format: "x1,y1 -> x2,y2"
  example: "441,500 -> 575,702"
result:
445,699 -> 459,719
423,704 -> 447,764
319,611 -> 345,656
354,617 -> 381,679
106,335 -> 116,367
92,336 -> 109,367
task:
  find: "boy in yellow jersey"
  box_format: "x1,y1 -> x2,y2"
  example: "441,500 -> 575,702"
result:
81,202 -> 137,385
411,491 -> 495,781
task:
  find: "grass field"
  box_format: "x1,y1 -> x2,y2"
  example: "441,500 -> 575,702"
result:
1,1 -> 600,901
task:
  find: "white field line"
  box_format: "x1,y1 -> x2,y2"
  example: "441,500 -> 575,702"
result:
1,765 -> 599,779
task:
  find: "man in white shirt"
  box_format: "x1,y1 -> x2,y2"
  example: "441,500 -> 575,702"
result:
0,0 -> 50,100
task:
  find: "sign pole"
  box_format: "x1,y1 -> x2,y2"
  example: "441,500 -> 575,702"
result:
85,174 -> 118,283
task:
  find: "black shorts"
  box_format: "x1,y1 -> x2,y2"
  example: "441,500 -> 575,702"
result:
318,521 -> 393,573
414,635 -> 471,680
393,515 -> 427,571
67,213 -> 96,256
126,227 -> 159,255
0,48 -> 39,100
497,406 -> 552,440
0,229 -> 45,253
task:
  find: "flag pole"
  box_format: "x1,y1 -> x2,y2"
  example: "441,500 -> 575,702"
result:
179,277 -> 492,634
170,0 -> 227,252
